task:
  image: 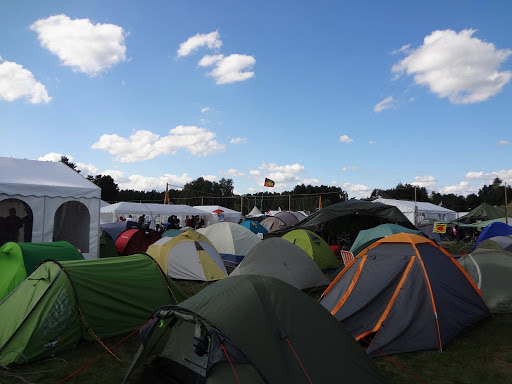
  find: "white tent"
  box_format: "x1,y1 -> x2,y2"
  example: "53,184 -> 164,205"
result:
197,222 -> 261,256
247,206 -> 263,218
100,202 -> 211,230
373,198 -> 457,224
0,157 -> 100,259
193,205 -> 242,225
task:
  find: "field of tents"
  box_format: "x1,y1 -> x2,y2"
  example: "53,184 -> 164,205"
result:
2,158 -> 512,383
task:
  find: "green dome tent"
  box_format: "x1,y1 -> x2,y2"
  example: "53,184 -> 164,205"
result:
281,229 -> 340,269
123,275 -> 384,384
350,223 -> 423,257
0,241 -> 84,301
0,254 -> 187,368
458,248 -> 512,313
475,235 -> 512,252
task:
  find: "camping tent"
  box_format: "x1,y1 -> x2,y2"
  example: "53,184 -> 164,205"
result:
281,229 -> 340,269
240,220 -> 268,235
115,228 -> 161,255
456,203 -> 507,223
101,221 -> 140,242
475,235 -> 512,252
260,212 -> 299,232
0,241 -> 84,301
198,222 -> 261,266
100,202 -> 211,230
458,249 -> 512,313
0,254 -> 187,367
265,199 -> 416,246
147,230 -> 227,281
373,198 -> 457,224
472,222 -> 512,249
416,218 -> 442,244
162,228 -> 186,238
320,233 -> 489,356
230,238 -> 330,290
246,205 -> 264,218
193,205 -> 242,225
99,232 -> 119,258
123,275 -> 384,384
350,223 -> 423,256
0,157 -> 101,259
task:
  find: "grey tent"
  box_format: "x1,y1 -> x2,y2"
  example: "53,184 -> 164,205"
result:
475,235 -> 512,252
123,275 -> 384,384
230,238 -> 330,290
320,233 -> 490,356
458,248 -> 512,313
260,212 -> 299,232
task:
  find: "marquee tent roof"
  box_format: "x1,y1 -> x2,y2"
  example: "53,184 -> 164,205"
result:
373,198 -> 457,224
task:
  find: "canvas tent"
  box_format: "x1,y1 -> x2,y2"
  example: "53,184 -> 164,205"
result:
0,254 -> 187,368
100,202 -> 211,230
373,198 -> 457,224
456,202 -> 507,223
281,229 -> 340,269
266,199 -> 416,246
320,233 -> 489,356
230,238 -> 330,290
260,212 -> 299,232
246,205 -> 263,218
0,241 -> 84,301
123,275 -> 384,384
458,249 -> 512,313
350,223 -> 423,257
476,235 -> 512,252
198,222 -> 261,266
147,230 -> 228,281
472,222 -> 512,249
0,157 -> 101,259
193,205 -> 242,225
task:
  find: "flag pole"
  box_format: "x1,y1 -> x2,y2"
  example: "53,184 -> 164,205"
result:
505,182 -> 508,225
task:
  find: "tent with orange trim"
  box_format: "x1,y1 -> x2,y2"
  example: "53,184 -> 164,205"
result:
320,233 -> 490,356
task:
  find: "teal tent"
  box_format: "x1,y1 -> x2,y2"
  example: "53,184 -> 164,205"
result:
350,223 -> 423,256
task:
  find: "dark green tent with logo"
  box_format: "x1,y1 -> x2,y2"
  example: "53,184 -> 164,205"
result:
0,254 -> 187,368
123,275 -> 384,383
0,241 -> 84,301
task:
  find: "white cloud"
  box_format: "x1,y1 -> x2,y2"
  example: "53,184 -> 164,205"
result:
465,169 -> 512,183
0,59 -> 51,103
439,181 -> 481,196
76,162 -> 98,176
341,166 -> 358,171
202,54 -> 256,85
255,162 -> 306,190
198,54 -> 224,67
223,169 -> 245,177
392,29 -> 512,104
342,182 -> 372,199
300,178 -> 320,185
497,140 -> 510,146
411,175 -> 437,189
38,152 -> 97,175
38,152 -> 65,162
117,173 -> 193,191
369,140 -> 376,144
339,135 -> 354,144
30,14 -> 127,77
201,106 -> 210,113
201,175 -> 218,182
230,137 -> 246,144
374,96 -> 396,112
92,125 -> 226,162
177,31 -> 222,57
249,170 -> 260,176
101,169 -> 126,181
391,44 -> 411,55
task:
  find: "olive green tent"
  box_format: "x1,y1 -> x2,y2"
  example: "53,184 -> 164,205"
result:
455,203 -> 506,222
123,275 -> 384,383
99,234 -> 120,258
0,254 -> 187,368
0,241 -> 84,301
458,249 -> 512,313
281,229 -> 340,269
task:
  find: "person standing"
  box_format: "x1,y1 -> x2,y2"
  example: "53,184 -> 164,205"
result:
6,208 -> 23,242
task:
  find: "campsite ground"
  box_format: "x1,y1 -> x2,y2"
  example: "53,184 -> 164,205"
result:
2,242 -> 512,384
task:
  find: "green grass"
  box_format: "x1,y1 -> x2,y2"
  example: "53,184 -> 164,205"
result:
2,246 -> 512,384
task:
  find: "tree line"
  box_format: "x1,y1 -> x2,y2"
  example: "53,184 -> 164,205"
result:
61,156 -> 511,214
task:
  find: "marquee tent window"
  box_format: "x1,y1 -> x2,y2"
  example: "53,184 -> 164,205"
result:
54,201 -> 90,252
0,198 -> 33,245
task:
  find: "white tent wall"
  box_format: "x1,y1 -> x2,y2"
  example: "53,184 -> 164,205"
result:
373,198 -> 457,224
100,202 -> 212,229
193,205 -> 242,225
0,158 -> 101,259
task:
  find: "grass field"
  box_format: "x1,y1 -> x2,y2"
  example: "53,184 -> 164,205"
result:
2,241 -> 511,384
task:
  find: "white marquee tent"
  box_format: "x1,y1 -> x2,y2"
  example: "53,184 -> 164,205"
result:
0,157 -> 101,259
100,202 -> 212,229
373,198 -> 457,225
193,205 -> 242,225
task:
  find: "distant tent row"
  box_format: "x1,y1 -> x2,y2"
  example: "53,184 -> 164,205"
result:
373,198 -> 457,224
100,221 -> 161,256
0,254 -> 187,368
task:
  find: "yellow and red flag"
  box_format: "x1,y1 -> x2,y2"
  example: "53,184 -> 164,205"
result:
264,178 -> 275,187
434,223 -> 447,233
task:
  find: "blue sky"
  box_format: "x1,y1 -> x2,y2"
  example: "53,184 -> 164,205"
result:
1,1 -> 511,198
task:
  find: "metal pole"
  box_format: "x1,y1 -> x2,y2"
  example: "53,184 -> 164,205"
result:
414,186 -> 418,227
505,182 -> 509,225
289,194 -> 291,211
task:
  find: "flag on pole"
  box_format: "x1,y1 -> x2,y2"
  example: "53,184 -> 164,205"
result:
264,178 -> 275,187
163,183 -> 170,204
